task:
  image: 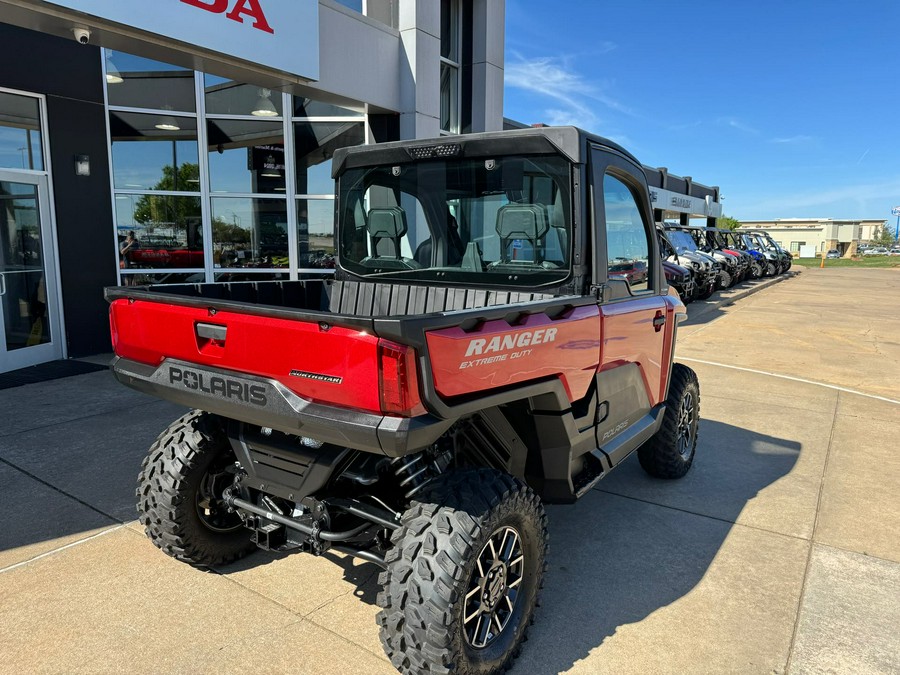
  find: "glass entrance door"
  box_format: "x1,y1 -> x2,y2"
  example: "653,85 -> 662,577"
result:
0,170 -> 62,372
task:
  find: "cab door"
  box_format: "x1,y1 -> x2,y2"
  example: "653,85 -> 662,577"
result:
589,147 -> 675,463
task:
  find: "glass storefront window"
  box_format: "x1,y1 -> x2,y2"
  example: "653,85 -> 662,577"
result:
110,112 -> 199,191
214,271 -> 288,282
293,98 -> 364,118
116,195 -> 203,269
207,119 -> 285,194
211,197 -> 288,268
294,121 -> 364,195
205,75 -> 284,117
120,271 -> 206,285
0,92 -> 44,171
105,51 -> 196,113
297,199 -> 336,269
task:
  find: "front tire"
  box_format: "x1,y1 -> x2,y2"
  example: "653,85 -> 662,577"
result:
136,410 -> 254,567
378,469 -> 548,674
639,363 -> 700,479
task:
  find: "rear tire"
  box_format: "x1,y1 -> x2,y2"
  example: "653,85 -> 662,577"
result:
136,410 -> 254,567
750,262 -> 762,279
377,469 -> 548,675
639,363 -> 700,479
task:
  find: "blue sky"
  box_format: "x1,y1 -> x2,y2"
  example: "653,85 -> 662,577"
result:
503,1 -> 900,221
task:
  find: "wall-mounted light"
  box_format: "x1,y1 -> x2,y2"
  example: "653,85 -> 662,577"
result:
252,88 -> 279,117
75,154 -> 90,176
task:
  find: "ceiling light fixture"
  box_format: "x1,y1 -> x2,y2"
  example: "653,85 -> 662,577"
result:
252,88 -> 279,117
155,105 -> 181,131
106,53 -> 123,84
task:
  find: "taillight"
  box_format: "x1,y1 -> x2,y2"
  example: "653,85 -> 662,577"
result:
109,303 -> 120,352
377,339 -> 426,417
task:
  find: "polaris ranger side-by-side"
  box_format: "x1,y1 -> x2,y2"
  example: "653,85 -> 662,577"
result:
108,127 -> 700,674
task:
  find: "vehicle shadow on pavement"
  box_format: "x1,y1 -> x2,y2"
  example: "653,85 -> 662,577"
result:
514,418 -> 802,674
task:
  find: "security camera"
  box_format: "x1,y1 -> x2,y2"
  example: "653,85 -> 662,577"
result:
73,27 -> 91,45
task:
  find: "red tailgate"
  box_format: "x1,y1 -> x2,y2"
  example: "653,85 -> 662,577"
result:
110,299 -> 382,413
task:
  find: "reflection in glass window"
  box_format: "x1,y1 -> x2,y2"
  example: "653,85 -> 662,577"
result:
205,74 -> 284,117
211,198 -> 288,268
297,199 -> 336,269
110,112 -> 199,191
214,271 -> 288,283
604,174 -> 651,292
120,271 -> 206,285
294,122 -> 364,196
0,92 -> 44,171
207,119 -> 285,194
115,195 -> 203,269
293,97 -> 364,118
105,51 -> 196,112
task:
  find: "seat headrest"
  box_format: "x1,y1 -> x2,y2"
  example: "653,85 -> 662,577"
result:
367,207 -> 407,239
496,204 -> 549,241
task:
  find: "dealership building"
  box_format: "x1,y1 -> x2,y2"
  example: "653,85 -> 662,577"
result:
737,218 -> 889,257
0,0 -> 507,373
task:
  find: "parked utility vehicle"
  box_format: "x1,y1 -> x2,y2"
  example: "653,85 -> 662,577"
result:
108,127 -> 700,675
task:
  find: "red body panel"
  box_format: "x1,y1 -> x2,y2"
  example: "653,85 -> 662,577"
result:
110,299 -> 383,413
597,295 -> 676,407
425,305 -> 601,402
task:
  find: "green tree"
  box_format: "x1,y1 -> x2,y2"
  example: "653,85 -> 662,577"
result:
133,163 -> 201,225
718,215 -> 742,230
871,223 -> 896,248
212,218 -> 250,244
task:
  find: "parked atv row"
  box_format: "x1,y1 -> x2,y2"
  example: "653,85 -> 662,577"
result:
659,225 -> 791,304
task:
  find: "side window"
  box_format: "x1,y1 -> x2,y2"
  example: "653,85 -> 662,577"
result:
603,173 -> 651,293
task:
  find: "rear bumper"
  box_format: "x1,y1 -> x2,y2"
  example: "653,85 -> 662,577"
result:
111,356 -> 454,457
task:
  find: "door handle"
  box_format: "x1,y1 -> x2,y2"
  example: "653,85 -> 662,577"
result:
652,310 -> 666,332
0,273 -> 6,297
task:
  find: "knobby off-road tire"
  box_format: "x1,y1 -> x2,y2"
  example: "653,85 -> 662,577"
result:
378,469 -> 548,675
750,262 -> 763,279
766,261 -> 777,276
638,363 -> 700,479
136,410 -> 254,567
717,269 -> 732,290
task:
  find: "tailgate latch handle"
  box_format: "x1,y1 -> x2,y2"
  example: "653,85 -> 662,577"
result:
652,311 -> 666,333
196,322 -> 227,342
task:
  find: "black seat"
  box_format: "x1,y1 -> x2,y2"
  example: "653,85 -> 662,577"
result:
360,207 -> 420,270
489,203 -> 557,270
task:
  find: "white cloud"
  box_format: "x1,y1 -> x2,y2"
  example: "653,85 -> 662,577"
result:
769,135 -> 817,144
715,117 -> 760,134
728,176 -> 900,219
505,53 -> 631,130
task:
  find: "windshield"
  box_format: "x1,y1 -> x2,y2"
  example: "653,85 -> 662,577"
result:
337,155 -> 572,287
665,230 -> 700,255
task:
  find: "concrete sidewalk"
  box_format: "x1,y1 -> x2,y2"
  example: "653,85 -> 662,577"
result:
1,269 -> 898,674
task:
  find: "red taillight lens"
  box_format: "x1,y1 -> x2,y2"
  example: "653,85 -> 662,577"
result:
109,303 -> 120,352
377,339 -> 426,417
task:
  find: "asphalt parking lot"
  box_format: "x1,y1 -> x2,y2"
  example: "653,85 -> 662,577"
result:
1,267 -> 898,674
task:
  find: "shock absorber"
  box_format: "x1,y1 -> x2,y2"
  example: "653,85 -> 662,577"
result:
390,446 -> 451,500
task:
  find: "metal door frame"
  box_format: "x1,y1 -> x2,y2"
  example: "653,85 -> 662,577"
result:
0,86 -> 66,373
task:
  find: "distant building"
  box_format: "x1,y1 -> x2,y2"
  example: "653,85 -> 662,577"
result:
737,218 -> 888,257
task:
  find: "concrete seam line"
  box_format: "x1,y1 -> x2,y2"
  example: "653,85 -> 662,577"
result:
783,391 -> 841,673
677,357 -> 900,406
593,489 -> 811,543
0,398 -> 180,439
0,524 -> 125,575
